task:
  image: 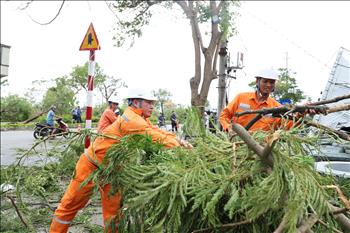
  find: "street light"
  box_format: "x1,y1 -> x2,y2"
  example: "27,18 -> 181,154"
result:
0,44 -> 11,78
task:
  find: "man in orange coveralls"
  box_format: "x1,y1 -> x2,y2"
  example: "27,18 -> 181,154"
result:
220,68 -> 310,132
50,88 -> 192,233
97,95 -> 120,134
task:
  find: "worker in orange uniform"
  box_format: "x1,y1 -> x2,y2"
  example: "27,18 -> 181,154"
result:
97,96 -> 120,134
50,88 -> 192,233
220,68 -> 297,132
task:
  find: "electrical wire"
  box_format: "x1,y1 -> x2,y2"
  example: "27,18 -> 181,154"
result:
25,0 -> 65,26
104,0 -> 122,23
242,6 -> 331,70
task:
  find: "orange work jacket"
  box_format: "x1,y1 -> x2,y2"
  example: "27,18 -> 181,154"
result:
220,92 -> 293,132
97,108 -> 118,133
86,106 -> 180,164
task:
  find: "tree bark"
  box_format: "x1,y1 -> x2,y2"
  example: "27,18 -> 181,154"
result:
309,94 -> 350,106
306,120 -> 350,142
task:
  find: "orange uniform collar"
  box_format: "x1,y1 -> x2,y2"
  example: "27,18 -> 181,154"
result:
128,106 -> 144,117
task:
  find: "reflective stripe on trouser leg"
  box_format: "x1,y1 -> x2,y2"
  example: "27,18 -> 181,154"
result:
101,184 -> 122,233
50,155 -> 96,233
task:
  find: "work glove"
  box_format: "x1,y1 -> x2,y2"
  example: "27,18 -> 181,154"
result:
176,138 -> 193,149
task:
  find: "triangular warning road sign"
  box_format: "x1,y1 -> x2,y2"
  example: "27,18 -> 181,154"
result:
79,23 -> 100,51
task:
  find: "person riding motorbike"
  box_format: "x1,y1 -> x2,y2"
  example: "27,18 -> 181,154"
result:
46,106 -> 59,137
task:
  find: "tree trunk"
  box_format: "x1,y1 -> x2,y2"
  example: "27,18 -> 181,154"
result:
21,110 -> 49,124
178,1 -> 222,117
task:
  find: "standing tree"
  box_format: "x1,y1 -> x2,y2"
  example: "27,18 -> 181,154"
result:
152,88 -> 172,115
69,62 -> 106,94
42,76 -> 76,114
272,68 -> 306,104
109,1 -> 240,113
69,62 -> 126,104
98,75 -> 127,103
0,94 -> 34,122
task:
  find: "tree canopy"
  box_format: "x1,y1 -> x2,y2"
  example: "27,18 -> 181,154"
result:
41,76 -> 76,115
0,94 -> 34,122
272,68 -> 306,104
109,0 -> 240,112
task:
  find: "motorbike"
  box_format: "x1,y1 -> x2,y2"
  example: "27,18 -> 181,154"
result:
33,118 -> 69,139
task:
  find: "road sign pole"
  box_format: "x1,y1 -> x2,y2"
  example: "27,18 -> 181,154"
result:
84,50 -> 95,150
79,23 -> 100,151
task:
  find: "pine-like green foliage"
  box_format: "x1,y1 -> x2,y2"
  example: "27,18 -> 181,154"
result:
85,108 -> 346,233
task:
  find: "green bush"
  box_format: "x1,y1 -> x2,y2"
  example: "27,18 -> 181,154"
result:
0,94 -> 34,122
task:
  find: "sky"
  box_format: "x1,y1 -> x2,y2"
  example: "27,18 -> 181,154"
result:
1,1 -> 350,110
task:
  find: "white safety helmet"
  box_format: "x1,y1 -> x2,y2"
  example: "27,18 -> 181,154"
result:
255,68 -> 279,80
126,88 -> 157,101
108,96 -> 120,104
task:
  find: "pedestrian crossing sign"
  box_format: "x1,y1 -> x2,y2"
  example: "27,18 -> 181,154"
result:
79,23 -> 100,51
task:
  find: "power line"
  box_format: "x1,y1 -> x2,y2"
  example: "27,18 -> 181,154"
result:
25,0 -> 65,26
242,6 -> 331,70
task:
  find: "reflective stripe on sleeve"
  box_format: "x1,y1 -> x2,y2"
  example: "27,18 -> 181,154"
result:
121,114 -> 129,122
53,216 -> 71,225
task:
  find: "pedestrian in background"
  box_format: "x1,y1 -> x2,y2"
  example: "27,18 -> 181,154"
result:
76,106 -> 82,123
71,107 -> 78,123
170,111 -> 178,132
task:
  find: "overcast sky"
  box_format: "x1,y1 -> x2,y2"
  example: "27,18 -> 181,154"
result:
1,1 -> 350,109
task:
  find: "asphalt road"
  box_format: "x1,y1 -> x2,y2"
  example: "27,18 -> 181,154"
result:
0,130 -> 60,166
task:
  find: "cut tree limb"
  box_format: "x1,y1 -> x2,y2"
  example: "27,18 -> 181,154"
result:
306,121 -> 350,142
296,214 -> 318,233
323,185 -> 350,209
230,123 -> 350,232
328,204 -> 350,232
21,110 -> 49,124
7,195 -> 28,228
273,218 -> 287,233
192,219 -> 251,233
235,104 -> 350,117
245,113 -> 262,130
231,123 -> 274,168
309,94 -> 350,106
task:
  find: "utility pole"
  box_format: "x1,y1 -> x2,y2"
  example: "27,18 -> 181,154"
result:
217,40 -> 228,126
286,52 -> 289,74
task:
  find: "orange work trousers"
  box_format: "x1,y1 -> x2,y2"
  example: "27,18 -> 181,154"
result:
50,154 -> 121,233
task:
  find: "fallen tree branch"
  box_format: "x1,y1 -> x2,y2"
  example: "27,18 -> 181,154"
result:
306,121 -> 350,142
245,114 -> 262,130
261,131 -> 280,160
332,207 -> 349,215
297,214 -> 319,233
192,219 -> 251,233
231,123 -> 274,168
7,195 -> 28,228
21,110 -> 49,124
230,123 -> 350,232
235,104 -> 350,117
309,94 -> 350,106
323,185 -> 350,209
317,218 -> 343,233
235,105 -> 329,117
327,104 -> 350,114
273,218 -> 287,233
328,203 -> 350,232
